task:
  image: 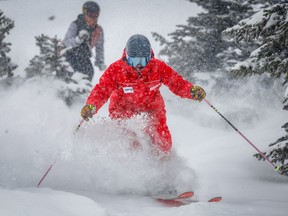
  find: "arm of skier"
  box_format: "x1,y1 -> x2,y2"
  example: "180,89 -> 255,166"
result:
94,26 -> 106,70
81,65 -> 117,121
160,62 -> 206,102
63,22 -> 86,48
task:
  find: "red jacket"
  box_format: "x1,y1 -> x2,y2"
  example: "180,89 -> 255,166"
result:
86,51 -> 194,153
87,51 -> 193,117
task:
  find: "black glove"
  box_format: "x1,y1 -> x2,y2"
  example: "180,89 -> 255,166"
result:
95,62 -> 107,71
190,86 -> 206,102
81,104 -> 96,121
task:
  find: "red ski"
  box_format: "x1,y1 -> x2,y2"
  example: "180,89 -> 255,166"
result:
155,191 -> 194,207
155,191 -> 222,207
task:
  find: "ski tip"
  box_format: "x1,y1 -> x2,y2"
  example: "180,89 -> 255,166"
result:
208,196 -> 222,202
177,191 -> 194,199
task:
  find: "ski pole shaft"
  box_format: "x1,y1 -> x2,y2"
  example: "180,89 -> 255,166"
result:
37,118 -> 85,187
74,119 -> 84,134
37,160 -> 56,187
75,107 -> 96,135
203,98 -> 276,168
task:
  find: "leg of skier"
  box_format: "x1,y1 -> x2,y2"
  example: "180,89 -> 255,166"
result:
65,50 -> 94,82
146,110 -> 172,156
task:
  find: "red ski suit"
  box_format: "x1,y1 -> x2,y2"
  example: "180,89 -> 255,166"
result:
86,51 -> 194,153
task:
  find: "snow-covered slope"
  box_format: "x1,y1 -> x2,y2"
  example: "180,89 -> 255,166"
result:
1,0 -> 288,216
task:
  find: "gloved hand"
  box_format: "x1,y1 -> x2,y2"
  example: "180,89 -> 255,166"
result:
78,29 -> 90,41
95,62 -> 107,71
75,30 -> 90,44
81,104 -> 96,121
190,86 -> 206,102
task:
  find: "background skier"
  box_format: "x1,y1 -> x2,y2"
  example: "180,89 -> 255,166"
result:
63,1 -> 106,81
80,34 -> 206,155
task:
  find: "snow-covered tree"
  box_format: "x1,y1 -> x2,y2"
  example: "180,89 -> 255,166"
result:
224,3 -> 288,174
25,34 -> 91,105
256,88 -> 288,175
25,34 -> 72,80
0,10 -> 17,79
152,0 -> 255,78
224,3 -> 288,82
254,94 -> 288,175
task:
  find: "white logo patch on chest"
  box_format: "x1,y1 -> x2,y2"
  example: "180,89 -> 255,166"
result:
123,86 -> 134,93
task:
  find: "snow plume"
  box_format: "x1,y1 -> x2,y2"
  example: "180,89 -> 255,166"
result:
52,117 -> 197,196
0,79 -> 196,196
0,78 -> 76,188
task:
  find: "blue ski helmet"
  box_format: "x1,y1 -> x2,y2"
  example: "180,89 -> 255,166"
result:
126,34 -> 151,58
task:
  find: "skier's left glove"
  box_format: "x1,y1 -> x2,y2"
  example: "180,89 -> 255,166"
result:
81,104 -> 96,121
190,86 -> 206,102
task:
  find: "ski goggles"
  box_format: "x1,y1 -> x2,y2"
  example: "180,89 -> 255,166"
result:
127,54 -> 151,68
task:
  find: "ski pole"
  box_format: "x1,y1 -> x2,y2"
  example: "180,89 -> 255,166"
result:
37,118 -> 85,187
37,106 -> 97,187
37,159 -> 57,187
203,98 -> 280,171
74,119 -> 85,135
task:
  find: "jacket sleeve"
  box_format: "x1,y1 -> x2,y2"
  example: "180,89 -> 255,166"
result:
86,65 -> 117,112
160,61 -> 193,99
63,22 -> 81,48
95,26 -> 105,65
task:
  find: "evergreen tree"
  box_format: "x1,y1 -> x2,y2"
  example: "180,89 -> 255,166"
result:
0,10 -> 17,78
25,34 -> 91,105
256,107 -> 288,175
254,94 -> 288,175
25,34 -> 72,80
224,3 -> 288,175
224,3 -> 288,82
152,0 -> 254,78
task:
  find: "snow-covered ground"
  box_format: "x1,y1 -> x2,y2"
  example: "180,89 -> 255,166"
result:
1,0 -> 288,216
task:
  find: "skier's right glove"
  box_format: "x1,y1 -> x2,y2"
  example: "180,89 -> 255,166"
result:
81,104 -> 96,121
75,30 -> 90,45
95,61 -> 107,71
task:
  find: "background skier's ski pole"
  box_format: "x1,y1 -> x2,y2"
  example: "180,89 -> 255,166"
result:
203,98 -> 280,171
37,119 -> 85,187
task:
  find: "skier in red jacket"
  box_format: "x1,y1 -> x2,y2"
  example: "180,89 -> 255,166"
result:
81,34 -> 206,155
